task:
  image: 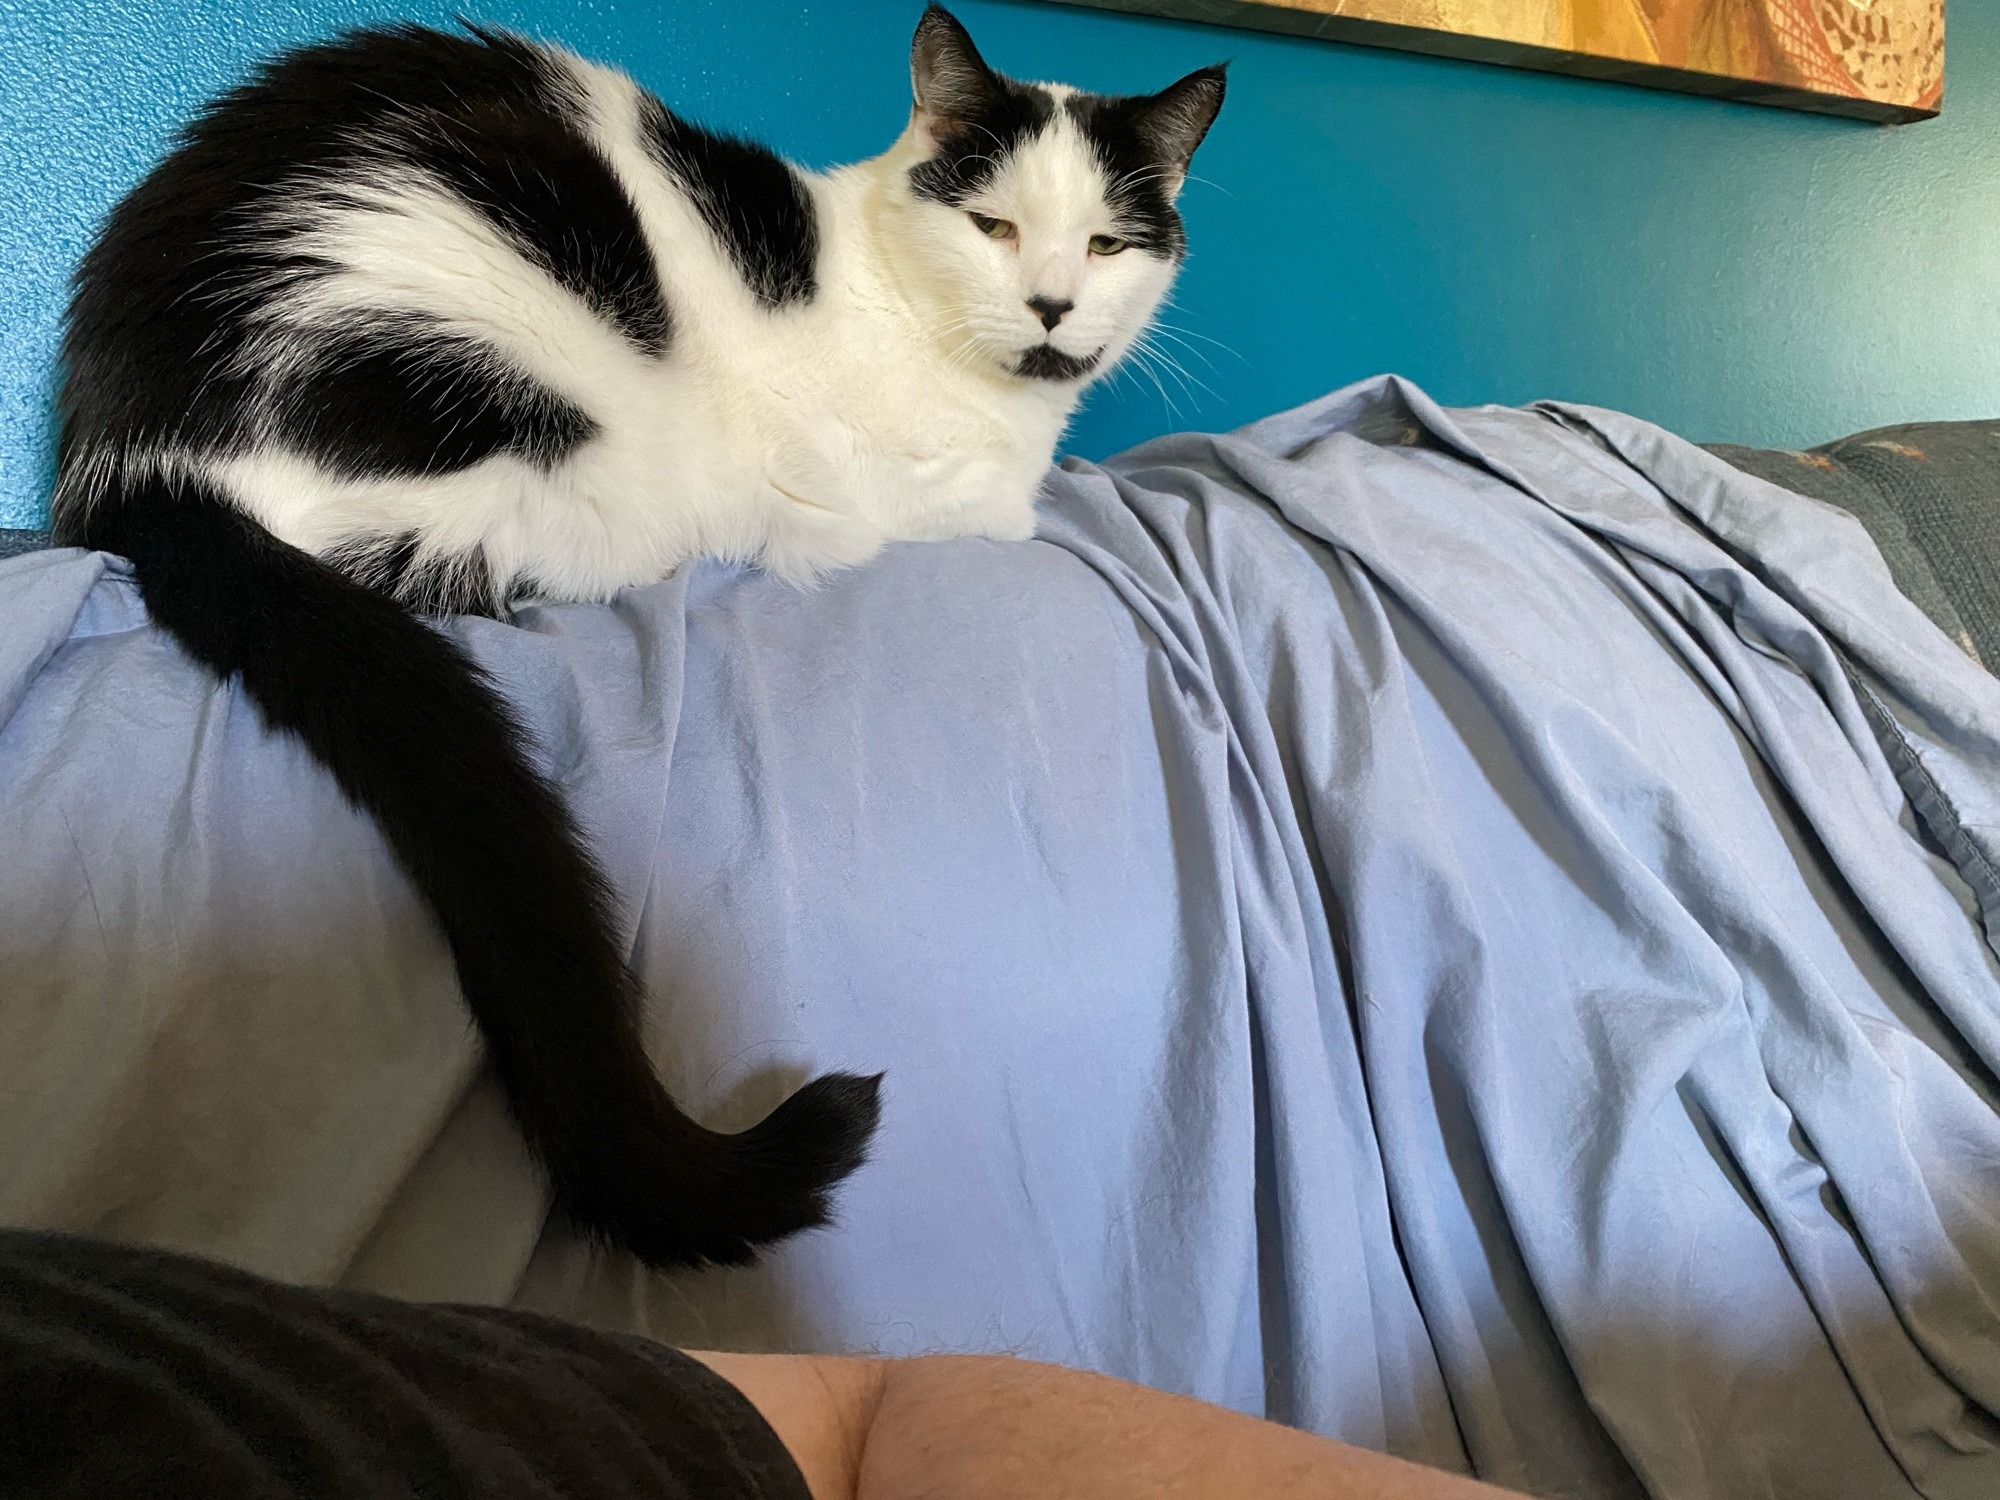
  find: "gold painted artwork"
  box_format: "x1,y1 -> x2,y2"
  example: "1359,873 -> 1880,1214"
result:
1056,0 -> 1943,121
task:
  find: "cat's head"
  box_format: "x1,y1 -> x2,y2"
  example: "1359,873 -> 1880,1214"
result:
880,5 -> 1223,391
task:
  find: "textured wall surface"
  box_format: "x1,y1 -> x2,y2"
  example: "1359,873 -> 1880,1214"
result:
3,0 -> 1996,527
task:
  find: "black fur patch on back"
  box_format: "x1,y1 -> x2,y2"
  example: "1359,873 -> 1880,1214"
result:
57,24 -> 658,486
278,320 -> 594,480
1064,94 -> 1190,260
907,81 -> 1056,207
643,98 -> 818,307
391,33 -> 672,354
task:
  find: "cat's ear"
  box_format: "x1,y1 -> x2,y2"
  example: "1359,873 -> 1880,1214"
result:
1130,63 -> 1227,184
911,4 -> 1001,139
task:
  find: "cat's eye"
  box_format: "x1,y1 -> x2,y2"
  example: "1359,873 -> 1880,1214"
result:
1088,234 -> 1129,256
969,213 -> 1017,241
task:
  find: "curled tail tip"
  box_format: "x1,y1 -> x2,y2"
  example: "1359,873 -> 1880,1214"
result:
694,1068 -> 884,1265
760,1069 -> 884,1180
559,1068 -> 885,1272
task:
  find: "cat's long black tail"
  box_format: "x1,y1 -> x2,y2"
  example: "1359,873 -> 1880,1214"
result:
63,472 -> 881,1268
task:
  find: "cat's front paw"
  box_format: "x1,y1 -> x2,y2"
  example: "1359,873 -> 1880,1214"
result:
759,484 -> 887,585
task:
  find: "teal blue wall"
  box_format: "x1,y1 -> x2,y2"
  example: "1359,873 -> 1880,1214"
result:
4,1 -> 1997,528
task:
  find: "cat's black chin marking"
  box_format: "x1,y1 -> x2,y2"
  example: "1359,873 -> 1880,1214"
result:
1014,345 -> 1103,382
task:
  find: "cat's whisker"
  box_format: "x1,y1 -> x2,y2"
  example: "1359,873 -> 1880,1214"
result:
1149,326 -> 1234,360
1150,345 -> 1216,404
1119,338 -> 1183,421
1140,323 -> 1230,375
1127,330 -> 1213,407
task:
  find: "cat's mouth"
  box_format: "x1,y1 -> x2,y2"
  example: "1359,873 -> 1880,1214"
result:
1013,345 -> 1103,382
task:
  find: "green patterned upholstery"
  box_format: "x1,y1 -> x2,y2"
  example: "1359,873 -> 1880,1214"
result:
1708,422 -> 2000,667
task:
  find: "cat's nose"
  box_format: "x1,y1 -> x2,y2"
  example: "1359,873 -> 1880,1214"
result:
1027,296 -> 1074,332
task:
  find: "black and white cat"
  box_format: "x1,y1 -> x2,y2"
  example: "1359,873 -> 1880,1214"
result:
52,7 -> 1224,1267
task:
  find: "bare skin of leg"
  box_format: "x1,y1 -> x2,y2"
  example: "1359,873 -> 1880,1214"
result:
692,1351 -> 1524,1500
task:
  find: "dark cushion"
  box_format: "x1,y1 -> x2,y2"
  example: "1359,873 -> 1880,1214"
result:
1706,421 -> 2000,668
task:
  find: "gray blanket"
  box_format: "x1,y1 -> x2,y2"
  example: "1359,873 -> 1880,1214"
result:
5,378 -> 2000,1498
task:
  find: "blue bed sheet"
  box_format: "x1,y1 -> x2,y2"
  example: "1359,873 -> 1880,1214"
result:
4,377 -> 1999,1498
